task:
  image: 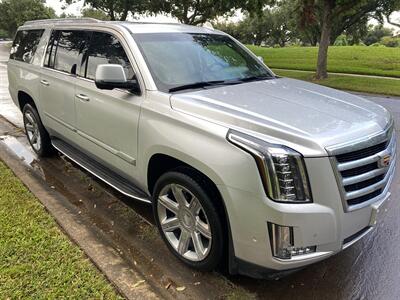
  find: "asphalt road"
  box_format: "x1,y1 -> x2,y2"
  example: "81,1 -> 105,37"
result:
1,42 -> 400,299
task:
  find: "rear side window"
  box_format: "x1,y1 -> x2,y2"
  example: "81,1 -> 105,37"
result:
84,32 -> 134,80
44,30 -> 90,74
9,29 -> 44,63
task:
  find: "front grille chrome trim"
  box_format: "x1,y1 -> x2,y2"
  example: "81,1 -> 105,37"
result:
344,155 -> 395,200
341,167 -> 388,186
337,135 -> 395,171
328,124 -> 396,212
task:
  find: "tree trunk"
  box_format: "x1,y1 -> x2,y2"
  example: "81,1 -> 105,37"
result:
316,0 -> 333,80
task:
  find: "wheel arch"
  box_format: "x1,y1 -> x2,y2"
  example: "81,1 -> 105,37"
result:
17,90 -> 37,111
146,148 -> 224,196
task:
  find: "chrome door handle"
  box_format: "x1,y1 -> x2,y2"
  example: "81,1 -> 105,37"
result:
40,79 -> 49,86
76,94 -> 90,102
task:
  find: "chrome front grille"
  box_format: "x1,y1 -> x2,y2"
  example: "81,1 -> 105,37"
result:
328,126 -> 396,212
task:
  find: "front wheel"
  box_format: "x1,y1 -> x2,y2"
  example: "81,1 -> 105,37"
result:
153,170 -> 224,271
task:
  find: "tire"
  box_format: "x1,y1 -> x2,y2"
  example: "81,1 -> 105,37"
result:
22,103 -> 53,157
153,170 -> 224,271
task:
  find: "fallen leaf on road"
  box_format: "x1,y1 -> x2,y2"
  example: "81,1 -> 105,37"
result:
194,282 -> 200,286
165,282 -> 172,289
133,280 -> 146,288
176,286 -> 186,292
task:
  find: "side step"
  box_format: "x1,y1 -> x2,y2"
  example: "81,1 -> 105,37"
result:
52,138 -> 151,203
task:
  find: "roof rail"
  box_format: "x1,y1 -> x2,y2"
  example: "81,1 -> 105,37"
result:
24,18 -> 101,26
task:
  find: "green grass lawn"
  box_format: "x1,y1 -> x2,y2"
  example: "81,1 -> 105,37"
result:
0,161 -> 122,299
248,45 -> 400,78
274,69 -> 400,97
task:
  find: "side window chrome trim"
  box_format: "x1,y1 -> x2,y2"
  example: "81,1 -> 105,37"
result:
40,25 -> 146,94
41,65 -> 76,77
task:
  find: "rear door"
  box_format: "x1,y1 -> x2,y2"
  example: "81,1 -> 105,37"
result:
74,30 -> 144,180
40,30 -> 90,141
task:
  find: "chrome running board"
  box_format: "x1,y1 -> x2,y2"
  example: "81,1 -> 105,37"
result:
52,138 -> 151,203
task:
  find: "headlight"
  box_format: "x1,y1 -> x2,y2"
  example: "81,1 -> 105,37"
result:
227,129 -> 312,203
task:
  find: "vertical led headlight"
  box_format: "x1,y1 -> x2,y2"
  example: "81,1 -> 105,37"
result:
227,129 -> 312,203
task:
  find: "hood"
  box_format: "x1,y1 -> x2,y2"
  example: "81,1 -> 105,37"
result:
170,78 -> 392,157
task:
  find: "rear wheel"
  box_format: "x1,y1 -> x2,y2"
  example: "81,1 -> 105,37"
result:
153,170 -> 224,271
22,103 -> 53,157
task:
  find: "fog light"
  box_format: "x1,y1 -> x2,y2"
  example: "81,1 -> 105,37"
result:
268,223 -> 316,259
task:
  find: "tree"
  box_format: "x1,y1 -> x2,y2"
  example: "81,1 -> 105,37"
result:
0,0 -> 56,36
64,0 -> 150,21
81,7 -> 111,20
363,24 -> 393,45
0,29 -> 8,39
374,0 -> 400,28
268,4 -> 296,47
341,20 -> 369,45
299,0 -> 400,79
214,3 -> 296,47
161,0 -> 273,25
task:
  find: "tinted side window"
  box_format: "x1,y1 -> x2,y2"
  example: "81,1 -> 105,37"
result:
10,29 -> 44,63
85,32 -> 134,80
53,31 -> 89,74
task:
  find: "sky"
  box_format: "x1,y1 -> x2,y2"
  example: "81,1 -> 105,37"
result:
46,0 -> 399,33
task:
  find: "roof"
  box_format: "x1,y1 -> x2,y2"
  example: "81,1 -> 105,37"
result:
22,18 -> 222,35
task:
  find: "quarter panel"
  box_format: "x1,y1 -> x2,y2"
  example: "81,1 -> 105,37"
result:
7,60 -> 41,111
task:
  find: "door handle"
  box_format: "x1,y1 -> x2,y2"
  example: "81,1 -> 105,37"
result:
40,79 -> 50,86
76,94 -> 90,102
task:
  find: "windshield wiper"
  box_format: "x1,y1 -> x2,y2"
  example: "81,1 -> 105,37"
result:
238,75 -> 274,82
169,80 -> 226,92
168,76 -> 274,92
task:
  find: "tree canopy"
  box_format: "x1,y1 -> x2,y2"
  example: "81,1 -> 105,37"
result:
0,0 -> 56,36
160,0 -> 272,25
63,0 -> 151,21
81,7 -> 111,20
296,0 -> 399,79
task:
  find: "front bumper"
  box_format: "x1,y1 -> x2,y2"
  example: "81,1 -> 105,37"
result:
220,156 -> 393,278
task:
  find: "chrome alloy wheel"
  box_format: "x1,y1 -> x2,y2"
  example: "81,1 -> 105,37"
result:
24,111 -> 41,152
157,183 -> 212,262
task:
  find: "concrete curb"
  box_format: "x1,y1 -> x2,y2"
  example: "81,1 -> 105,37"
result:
0,142 -> 160,300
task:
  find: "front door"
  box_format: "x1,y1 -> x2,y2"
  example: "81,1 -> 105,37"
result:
74,30 -> 143,180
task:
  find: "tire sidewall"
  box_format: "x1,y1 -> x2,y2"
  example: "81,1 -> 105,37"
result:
152,171 -> 224,271
22,104 -> 49,156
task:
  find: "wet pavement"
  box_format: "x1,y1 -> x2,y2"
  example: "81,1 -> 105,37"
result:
0,117 -> 250,299
1,42 -> 400,299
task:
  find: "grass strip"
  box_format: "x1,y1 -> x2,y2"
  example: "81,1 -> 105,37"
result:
248,45 -> 400,78
273,69 -> 400,97
0,160 -> 123,299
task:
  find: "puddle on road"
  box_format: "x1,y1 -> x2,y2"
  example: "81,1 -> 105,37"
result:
0,135 -> 37,165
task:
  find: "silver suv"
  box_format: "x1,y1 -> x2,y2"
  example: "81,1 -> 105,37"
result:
8,18 -> 396,278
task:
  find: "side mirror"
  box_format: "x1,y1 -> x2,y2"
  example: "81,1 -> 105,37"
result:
95,64 -> 140,93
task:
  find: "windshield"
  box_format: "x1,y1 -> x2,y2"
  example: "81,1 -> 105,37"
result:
132,33 -> 274,92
